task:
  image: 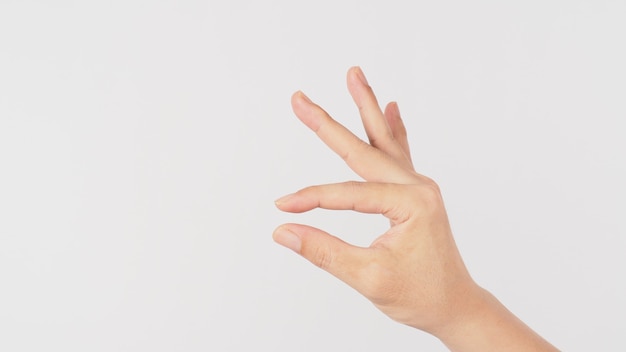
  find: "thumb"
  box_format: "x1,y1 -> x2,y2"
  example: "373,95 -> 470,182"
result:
273,223 -> 367,286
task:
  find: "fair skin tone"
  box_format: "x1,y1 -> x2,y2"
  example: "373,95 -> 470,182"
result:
273,67 -> 560,351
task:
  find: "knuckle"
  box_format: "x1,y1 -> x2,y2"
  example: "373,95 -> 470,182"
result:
343,180 -> 362,192
341,141 -> 372,163
339,148 -> 352,162
421,176 -> 441,193
342,181 -> 364,210
421,180 -> 442,202
407,180 -> 444,213
309,244 -> 333,270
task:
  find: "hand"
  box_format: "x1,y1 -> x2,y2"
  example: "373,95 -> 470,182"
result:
274,66 -> 473,334
273,67 -> 559,351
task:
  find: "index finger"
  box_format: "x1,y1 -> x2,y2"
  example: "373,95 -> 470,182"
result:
292,91 -> 415,184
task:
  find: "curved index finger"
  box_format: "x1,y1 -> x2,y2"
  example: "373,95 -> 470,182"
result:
275,181 -> 413,224
291,91 -> 415,184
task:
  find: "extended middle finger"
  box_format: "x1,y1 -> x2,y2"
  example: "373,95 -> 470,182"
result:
291,91 -> 416,184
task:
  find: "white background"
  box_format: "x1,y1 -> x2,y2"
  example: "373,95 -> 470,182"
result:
1,1 -> 624,351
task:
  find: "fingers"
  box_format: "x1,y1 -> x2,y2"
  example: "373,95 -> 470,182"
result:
291,91 -> 415,184
347,67 -> 412,169
384,101 -> 413,167
275,181 -> 412,224
346,67 -> 392,146
273,223 -> 368,287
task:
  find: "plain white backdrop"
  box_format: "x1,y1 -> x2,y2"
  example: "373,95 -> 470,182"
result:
1,1 -> 624,351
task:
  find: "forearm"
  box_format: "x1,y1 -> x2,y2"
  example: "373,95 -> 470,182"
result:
436,287 -> 559,352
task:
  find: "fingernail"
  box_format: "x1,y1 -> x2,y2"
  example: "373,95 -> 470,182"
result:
355,66 -> 369,86
274,193 -> 294,206
392,101 -> 400,114
298,91 -> 312,104
273,226 -> 302,253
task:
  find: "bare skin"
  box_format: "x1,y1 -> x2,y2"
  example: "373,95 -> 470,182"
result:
273,67 -> 559,351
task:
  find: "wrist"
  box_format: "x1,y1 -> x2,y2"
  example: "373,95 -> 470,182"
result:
422,282 -> 488,340
434,286 -> 559,352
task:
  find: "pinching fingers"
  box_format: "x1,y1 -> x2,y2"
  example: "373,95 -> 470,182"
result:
273,223 -> 369,288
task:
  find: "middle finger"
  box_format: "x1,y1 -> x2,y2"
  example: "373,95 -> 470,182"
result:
291,91 -> 416,184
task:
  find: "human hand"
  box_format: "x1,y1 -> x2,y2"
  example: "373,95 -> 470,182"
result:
273,67 -> 558,351
273,66 -> 475,335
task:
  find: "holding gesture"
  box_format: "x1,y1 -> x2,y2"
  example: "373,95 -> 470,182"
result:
274,67 -> 558,352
